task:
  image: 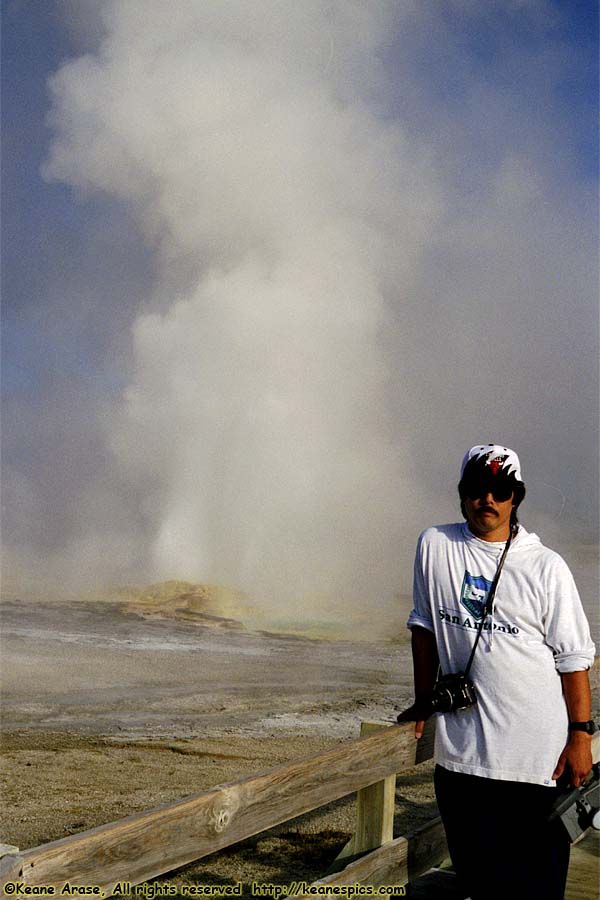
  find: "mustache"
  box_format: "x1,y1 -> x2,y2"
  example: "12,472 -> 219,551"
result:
477,506 -> 498,515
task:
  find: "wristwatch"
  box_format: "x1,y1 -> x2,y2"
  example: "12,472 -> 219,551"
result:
568,720 -> 597,734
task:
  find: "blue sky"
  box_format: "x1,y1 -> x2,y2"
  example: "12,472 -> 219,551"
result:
2,1 -> 598,624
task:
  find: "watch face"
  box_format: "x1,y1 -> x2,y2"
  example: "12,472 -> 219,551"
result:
571,721 -> 597,734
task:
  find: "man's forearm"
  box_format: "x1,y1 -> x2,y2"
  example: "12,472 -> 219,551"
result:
411,626 -> 439,703
561,669 -> 592,722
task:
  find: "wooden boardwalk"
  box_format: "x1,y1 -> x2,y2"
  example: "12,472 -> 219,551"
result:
406,829 -> 599,898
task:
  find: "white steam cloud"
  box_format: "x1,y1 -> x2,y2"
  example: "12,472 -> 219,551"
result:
41,0 -> 442,615
5,0 -> 597,634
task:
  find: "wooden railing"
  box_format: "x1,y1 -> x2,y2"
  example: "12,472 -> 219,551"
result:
0,721 -> 440,894
2,725 -> 598,897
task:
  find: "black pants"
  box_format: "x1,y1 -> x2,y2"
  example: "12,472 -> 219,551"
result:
434,765 -> 570,900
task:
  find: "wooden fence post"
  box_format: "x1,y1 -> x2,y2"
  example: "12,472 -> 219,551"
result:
355,721 -> 397,851
333,721 -> 397,867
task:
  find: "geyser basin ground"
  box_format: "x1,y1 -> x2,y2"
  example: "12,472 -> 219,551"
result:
0,594 -> 413,739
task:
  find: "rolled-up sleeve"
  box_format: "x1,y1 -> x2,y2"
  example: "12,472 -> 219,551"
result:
407,532 -> 435,633
543,555 -> 596,673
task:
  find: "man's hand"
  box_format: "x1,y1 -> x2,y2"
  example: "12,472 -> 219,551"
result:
397,700 -> 432,740
552,732 -> 593,787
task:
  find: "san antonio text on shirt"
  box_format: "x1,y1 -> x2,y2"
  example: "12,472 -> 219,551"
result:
438,606 -> 520,636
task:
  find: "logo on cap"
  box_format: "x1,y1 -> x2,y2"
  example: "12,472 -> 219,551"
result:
487,454 -> 508,476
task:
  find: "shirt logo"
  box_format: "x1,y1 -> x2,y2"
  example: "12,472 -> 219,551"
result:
460,571 -> 493,621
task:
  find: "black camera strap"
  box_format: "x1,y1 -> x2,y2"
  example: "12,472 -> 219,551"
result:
463,526 -> 515,679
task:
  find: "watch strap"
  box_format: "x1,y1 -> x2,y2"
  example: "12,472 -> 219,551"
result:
568,720 -> 597,734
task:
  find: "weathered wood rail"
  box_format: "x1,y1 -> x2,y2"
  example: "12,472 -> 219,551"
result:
1,725 -> 598,897
1,721 -> 436,894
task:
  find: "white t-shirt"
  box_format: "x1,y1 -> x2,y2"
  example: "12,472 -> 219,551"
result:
407,523 -> 596,786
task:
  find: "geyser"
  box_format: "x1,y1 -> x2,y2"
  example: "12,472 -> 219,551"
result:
42,0 -> 441,618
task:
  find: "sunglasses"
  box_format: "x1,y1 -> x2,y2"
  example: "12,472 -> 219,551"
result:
463,479 -> 514,502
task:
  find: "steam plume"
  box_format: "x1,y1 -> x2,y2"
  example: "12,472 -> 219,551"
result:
41,0 -> 441,616
4,1 -> 596,634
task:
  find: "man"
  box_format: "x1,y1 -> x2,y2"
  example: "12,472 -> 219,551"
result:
398,444 -> 596,900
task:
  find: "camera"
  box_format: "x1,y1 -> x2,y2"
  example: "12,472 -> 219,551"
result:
430,673 -> 477,713
548,763 -> 600,843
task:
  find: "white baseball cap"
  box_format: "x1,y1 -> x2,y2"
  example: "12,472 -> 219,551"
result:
460,444 -> 524,483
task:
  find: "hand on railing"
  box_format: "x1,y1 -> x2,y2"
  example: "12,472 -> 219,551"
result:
396,700 -> 432,740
